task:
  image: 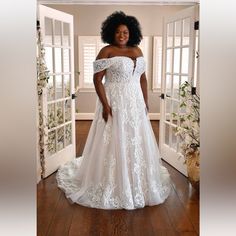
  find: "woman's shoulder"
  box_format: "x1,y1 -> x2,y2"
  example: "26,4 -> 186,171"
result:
96,45 -> 113,60
132,46 -> 143,57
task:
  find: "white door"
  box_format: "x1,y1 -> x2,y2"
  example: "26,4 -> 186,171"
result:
39,5 -> 76,178
159,6 -> 198,176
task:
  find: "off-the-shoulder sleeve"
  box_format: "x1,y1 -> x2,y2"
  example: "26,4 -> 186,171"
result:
93,58 -> 113,74
140,57 -> 146,74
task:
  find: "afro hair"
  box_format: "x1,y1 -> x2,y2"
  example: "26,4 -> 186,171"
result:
101,11 -> 143,47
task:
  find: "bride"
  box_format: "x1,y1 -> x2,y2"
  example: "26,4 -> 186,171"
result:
56,11 -> 171,210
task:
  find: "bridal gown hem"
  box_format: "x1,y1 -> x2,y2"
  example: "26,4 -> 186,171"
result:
56,56 -> 171,210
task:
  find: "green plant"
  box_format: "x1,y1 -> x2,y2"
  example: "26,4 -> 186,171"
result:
172,81 -> 200,162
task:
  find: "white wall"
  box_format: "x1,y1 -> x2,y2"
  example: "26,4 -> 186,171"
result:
45,4 -> 189,114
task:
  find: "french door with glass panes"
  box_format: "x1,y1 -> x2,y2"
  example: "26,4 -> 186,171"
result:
39,5 -> 75,178
159,6 -> 198,176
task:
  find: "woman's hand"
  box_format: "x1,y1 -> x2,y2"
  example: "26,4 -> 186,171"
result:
102,105 -> 112,122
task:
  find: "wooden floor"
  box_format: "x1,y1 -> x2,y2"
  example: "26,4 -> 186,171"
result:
37,121 -> 199,236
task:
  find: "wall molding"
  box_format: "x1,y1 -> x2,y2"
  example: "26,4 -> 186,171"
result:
76,112 -> 161,120
39,1 -> 199,5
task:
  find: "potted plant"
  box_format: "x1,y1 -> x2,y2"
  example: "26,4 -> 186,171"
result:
172,81 -> 200,190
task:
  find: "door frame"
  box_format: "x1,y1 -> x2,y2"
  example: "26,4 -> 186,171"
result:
38,5 -> 76,179
159,5 -> 198,176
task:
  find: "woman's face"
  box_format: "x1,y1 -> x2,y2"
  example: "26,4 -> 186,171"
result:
114,24 -> 129,47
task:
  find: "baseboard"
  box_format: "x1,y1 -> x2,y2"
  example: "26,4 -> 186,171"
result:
76,113 -> 161,120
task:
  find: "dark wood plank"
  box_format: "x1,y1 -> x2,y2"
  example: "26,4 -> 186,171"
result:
76,120 -> 91,157
163,162 -> 199,234
151,120 -> 160,144
69,205 -> 99,236
46,193 -> 74,236
37,174 -> 62,236
163,187 -> 195,233
147,204 -> 173,232
37,120 -> 199,236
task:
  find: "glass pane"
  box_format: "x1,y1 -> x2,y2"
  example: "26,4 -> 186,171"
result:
57,127 -> 64,151
44,47 -> 53,73
166,74 -> 172,97
171,126 -> 178,150
54,20 -> 62,46
56,101 -> 64,125
173,48 -> 180,73
55,75 -> 63,99
194,32 -> 199,87
181,76 -> 188,86
165,98 -> 171,121
179,88 -> 187,115
183,18 -> 190,45
54,48 -> 62,73
65,123 -> 72,146
173,75 -> 180,99
166,49 -> 173,73
63,22 -> 70,46
65,99 -> 71,122
167,22 -> 174,47
181,47 -> 189,74
172,100 -> 179,118
174,20 -> 181,46
180,103 -> 187,116
64,75 -> 71,98
47,103 -> 56,129
179,76 -> 188,116
165,123 -> 170,146
171,100 -> 179,124
47,130 -> 56,155
44,17 -> 53,45
63,49 -> 70,72
47,76 -> 55,101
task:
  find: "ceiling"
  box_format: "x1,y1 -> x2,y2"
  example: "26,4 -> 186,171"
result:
37,0 -> 199,5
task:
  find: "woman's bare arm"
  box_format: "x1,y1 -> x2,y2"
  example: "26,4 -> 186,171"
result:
93,47 -> 112,122
140,72 -> 149,112
135,47 -> 149,112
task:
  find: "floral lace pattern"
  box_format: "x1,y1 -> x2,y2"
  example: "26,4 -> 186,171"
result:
56,56 -> 171,210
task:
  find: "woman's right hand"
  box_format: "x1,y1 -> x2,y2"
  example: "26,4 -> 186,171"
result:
102,105 -> 112,122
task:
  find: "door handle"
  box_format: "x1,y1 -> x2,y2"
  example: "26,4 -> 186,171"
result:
72,94 -> 77,99
159,93 -> 171,99
160,93 -> 165,99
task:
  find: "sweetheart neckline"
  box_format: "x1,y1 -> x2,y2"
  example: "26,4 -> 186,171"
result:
94,56 -> 144,76
95,56 -> 144,62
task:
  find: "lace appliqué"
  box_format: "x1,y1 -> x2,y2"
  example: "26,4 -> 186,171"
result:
56,56 -> 171,210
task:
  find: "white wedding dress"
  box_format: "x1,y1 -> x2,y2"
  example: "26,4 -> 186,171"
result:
56,56 -> 171,210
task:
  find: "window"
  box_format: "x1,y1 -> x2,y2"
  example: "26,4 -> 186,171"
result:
139,36 -> 149,79
152,36 -> 162,91
78,36 -> 107,91
78,36 -> 149,91
152,36 -> 190,92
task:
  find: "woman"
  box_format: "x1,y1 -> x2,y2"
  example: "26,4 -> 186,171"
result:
57,11 -> 171,210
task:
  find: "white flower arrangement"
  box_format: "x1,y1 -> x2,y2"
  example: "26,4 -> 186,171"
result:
37,24 -> 49,177
172,81 -> 200,163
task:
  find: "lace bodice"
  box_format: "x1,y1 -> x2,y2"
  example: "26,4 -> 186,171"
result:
93,56 -> 146,83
